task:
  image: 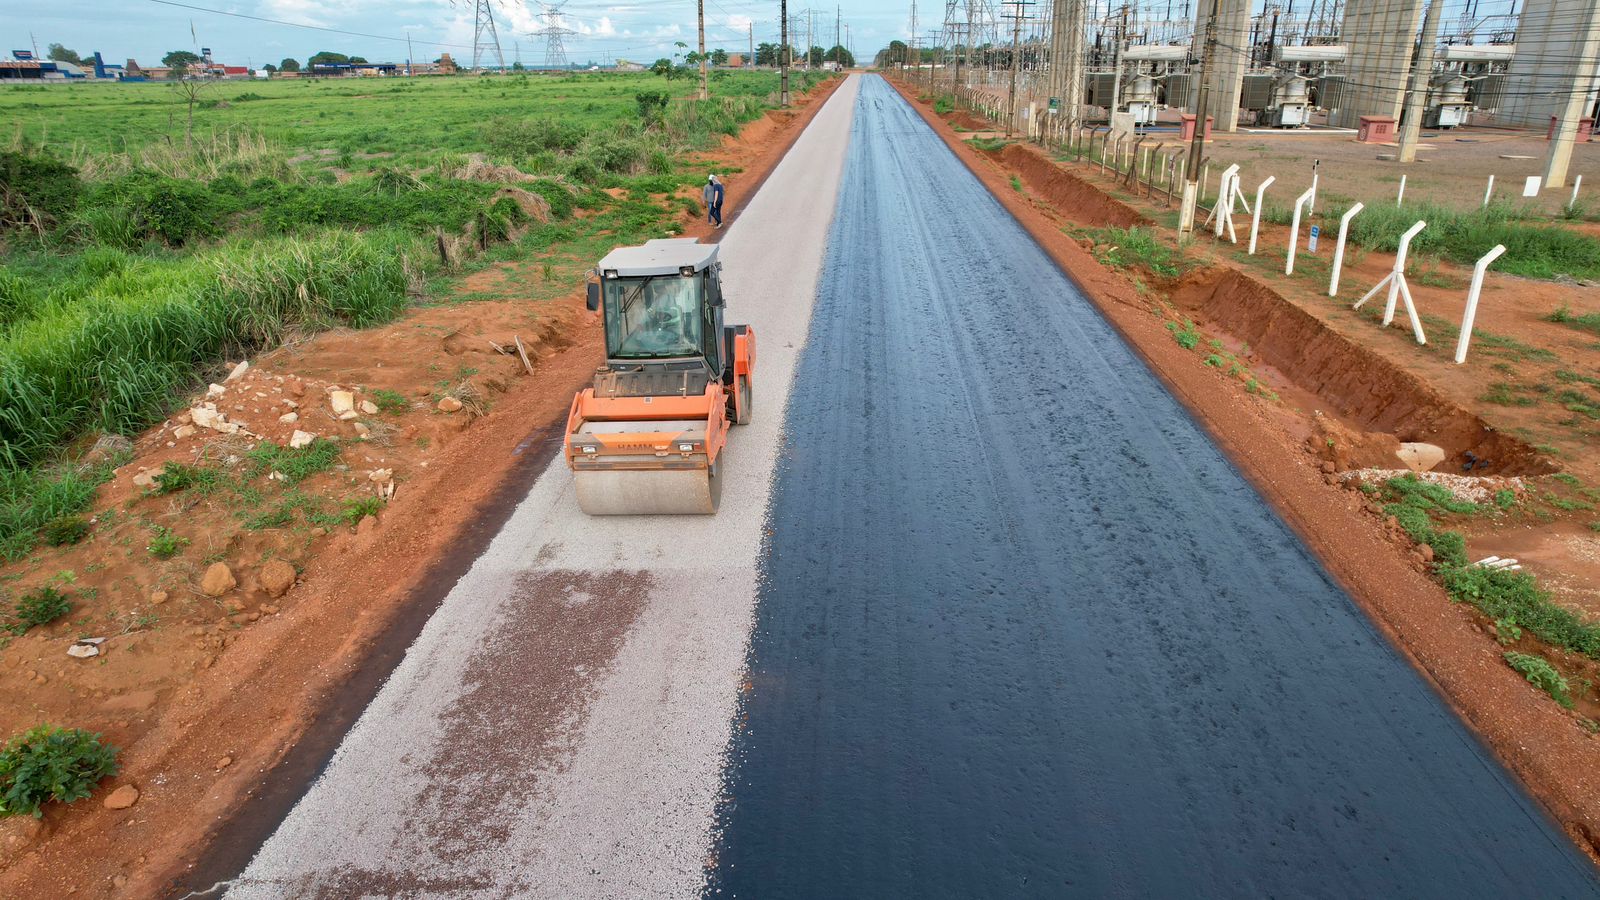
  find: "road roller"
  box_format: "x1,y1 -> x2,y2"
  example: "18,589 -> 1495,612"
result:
564,238 -> 755,515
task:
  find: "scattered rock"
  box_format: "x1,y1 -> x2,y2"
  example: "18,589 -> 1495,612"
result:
259,560 -> 296,598
173,424 -> 198,440
330,390 -> 355,415
190,406 -> 225,430
368,468 -> 393,483
225,360 -> 250,382
352,422 -> 370,438
279,412 -> 300,424
200,562 -> 237,597
103,785 -> 140,810
1395,442 -> 1447,473
360,400 -> 379,415
216,756 -> 233,770
207,383 -> 227,399
150,590 -> 169,605
1319,461 -> 1337,474
437,397 -> 463,413
282,399 -> 300,409
338,410 -> 359,421
131,467 -> 166,489
286,378 -> 305,397
289,430 -> 316,450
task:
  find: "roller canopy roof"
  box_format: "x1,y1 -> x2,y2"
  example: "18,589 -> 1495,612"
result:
597,239 -> 719,277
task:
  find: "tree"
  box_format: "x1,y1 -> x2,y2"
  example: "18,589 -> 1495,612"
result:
755,42 -> 779,67
650,58 -> 674,77
46,44 -> 84,66
824,45 -> 854,68
263,63 -> 278,73
877,40 -> 908,68
685,50 -> 704,66
170,78 -> 212,146
711,48 -> 728,67
807,45 -> 825,67
279,57 -> 301,72
162,49 -> 201,78
307,51 -> 363,69
511,61 -> 525,71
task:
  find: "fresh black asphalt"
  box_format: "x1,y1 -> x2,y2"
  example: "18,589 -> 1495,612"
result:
708,75 -> 1600,898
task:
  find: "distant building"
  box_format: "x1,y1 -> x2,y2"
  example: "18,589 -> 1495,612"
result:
615,59 -> 646,72
726,54 -> 746,68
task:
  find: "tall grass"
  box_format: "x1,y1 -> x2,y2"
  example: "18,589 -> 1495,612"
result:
0,232 -> 409,473
1326,201 -> 1600,282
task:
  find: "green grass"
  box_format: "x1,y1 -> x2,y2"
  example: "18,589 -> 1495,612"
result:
369,388 -> 411,414
1323,201 -> 1600,282
1378,474 -> 1480,568
1443,564 -> 1600,659
1546,305 -> 1600,336
146,526 -> 188,560
1079,226 -> 1190,279
5,586 -> 70,634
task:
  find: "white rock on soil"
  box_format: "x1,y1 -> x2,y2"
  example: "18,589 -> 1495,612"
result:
279,412 -> 299,424
207,383 -> 227,399
360,400 -> 379,415
368,468 -> 393,483
338,410 -> 359,421
289,431 -> 316,450
226,360 -> 250,382
330,391 -> 355,415
173,425 -> 197,439
131,467 -> 165,489
1395,442 -> 1447,473
190,407 -> 225,430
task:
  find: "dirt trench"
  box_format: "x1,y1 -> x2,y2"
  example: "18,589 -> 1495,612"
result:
1168,266 -> 1552,475
998,142 -> 1149,230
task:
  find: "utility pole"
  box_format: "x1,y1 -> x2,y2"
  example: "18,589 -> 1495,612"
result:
407,33 -> 415,76
749,22 -> 755,65
808,10 -> 815,67
1543,0 -> 1600,189
837,5 -> 842,59
781,0 -> 791,105
1005,0 -> 1029,137
697,0 -> 709,99
1396,0 -> 1441,163
1178,8 -> 1217,235
1108,4 -> 1127,123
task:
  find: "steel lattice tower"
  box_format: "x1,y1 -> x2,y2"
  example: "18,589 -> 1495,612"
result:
530,2 -> 578,68
469,0 -> 507,72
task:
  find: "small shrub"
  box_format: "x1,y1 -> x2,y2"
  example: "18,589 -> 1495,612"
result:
1493,617 -> 1523,645
147,527 -> 188,560
1165,319 -> 1200,350
1493,489 -> 1517,510
339,496 -> 383,526
41,515 -> 90,546
8,587 -> 70,634
1442,565 -> 1600,659
152,462 -> 222,495
0,725 -> 120,818
1504,651 -> 1574,709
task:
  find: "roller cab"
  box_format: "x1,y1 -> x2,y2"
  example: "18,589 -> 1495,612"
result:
566,239 -> 756,515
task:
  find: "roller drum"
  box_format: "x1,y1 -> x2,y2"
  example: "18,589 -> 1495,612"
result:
573,463 -> 722,515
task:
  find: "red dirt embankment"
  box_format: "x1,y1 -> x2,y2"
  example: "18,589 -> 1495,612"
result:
888,74 -> 1600,865
1170,267 -> 1552,475
0,75 -> 844,900
999,142 -> 1149,229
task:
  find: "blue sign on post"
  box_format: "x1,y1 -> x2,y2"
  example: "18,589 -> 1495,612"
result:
1308,224 -> 1321,253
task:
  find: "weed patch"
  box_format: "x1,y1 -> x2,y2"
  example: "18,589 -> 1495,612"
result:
1504,651 -> 1575,709
0,725 -> 119,818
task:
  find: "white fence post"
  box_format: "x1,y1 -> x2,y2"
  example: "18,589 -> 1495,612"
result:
1483,174 -> 1494,207
1353,220 -> 1428,344
1455,244 -> 1508,364
1572,174 -> 1584,210
1207,163 -> 1240,238
1248,175 -> 1276,255
1285,186 -> 1316,275
1328,202 -> 1364,297
1397,174 -> 1406,207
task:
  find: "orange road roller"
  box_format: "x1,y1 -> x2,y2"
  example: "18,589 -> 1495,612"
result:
564,239 -> 755,515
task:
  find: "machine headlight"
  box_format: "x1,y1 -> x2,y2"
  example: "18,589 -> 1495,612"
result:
678,443 -> 694,452
581,446 -> 597,454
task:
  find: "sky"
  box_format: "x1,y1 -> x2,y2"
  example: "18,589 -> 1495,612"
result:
3,0 -> 900,69
4,0 -> 1525,71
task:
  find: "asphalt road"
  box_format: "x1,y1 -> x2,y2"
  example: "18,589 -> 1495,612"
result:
706,75 -> 1600,898
224,76 -> 862,898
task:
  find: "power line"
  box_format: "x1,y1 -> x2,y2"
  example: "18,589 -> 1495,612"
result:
140,0 -> 474,49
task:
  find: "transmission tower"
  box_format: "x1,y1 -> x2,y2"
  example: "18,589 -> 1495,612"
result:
465,0 -> 507,72
530,2 -> 578,68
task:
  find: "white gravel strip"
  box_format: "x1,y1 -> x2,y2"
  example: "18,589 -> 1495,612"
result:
1341,468 -> 1527,504
228,74 -> 861,900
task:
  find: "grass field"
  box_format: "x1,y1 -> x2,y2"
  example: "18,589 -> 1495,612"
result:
0,68 -> 829,560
